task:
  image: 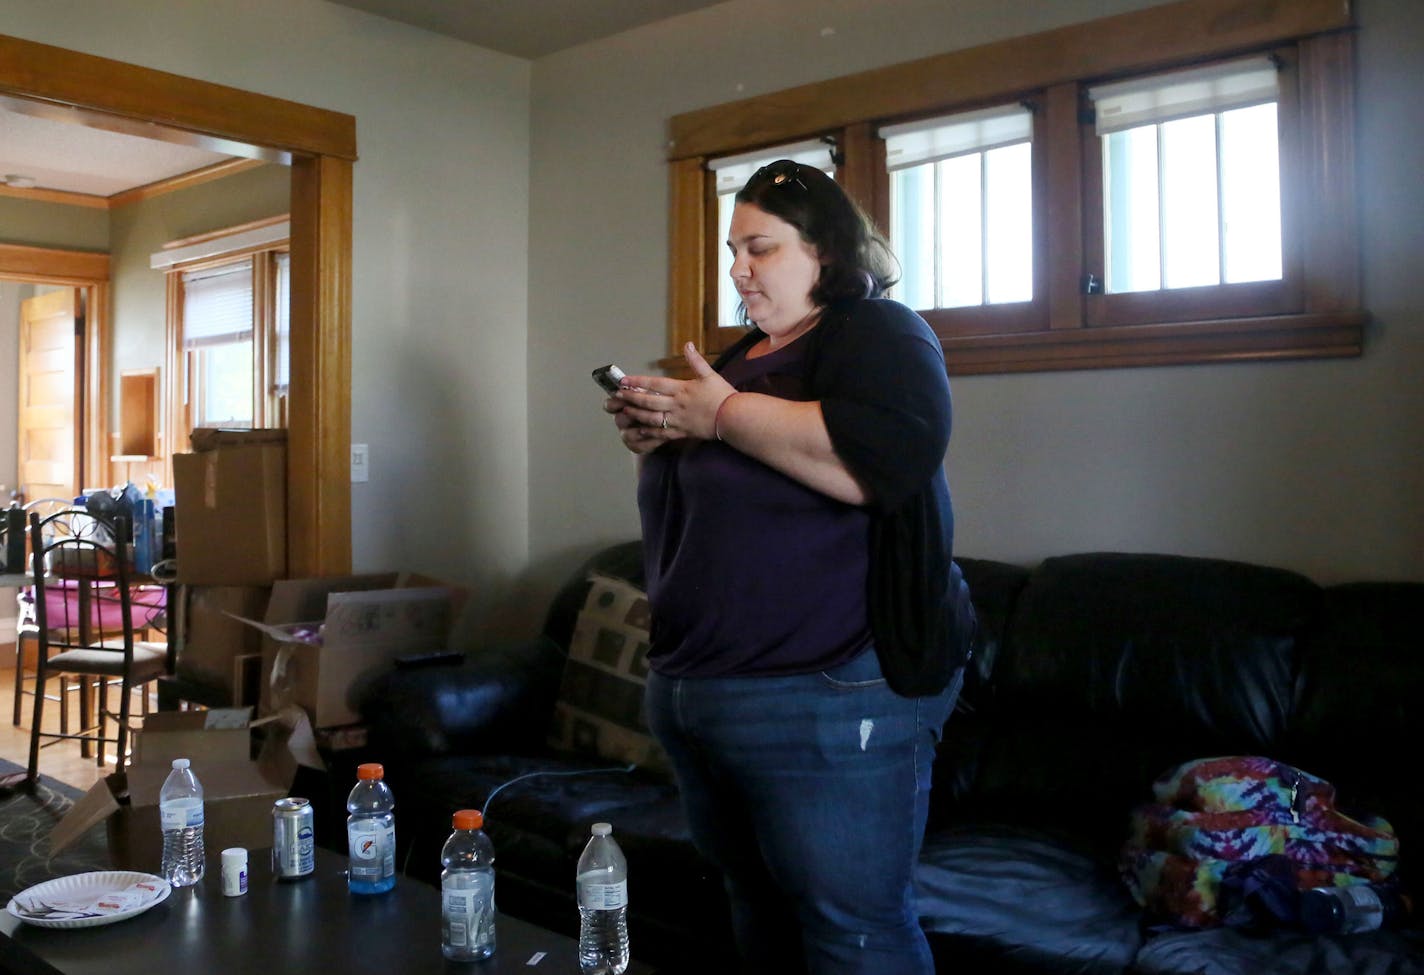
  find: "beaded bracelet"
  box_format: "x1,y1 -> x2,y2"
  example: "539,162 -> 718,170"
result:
714,393 -> 741,442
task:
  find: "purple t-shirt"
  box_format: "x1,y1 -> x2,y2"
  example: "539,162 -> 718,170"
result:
637,334 -> 872,678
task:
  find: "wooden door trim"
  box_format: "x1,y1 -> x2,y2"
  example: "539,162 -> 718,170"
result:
0,34 -> 356,161
1,31 -> 356,576
0,243 -> 108,284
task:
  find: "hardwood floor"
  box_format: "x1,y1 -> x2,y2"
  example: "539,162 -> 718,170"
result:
1,640 -> 144,792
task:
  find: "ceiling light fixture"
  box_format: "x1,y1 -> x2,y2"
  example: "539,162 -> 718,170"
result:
3,174 -> 37,188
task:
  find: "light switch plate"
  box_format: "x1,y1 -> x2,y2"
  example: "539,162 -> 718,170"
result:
350,443 -> 369,483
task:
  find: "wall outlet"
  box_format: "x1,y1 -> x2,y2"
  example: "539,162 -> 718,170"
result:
350,444 -> 369,483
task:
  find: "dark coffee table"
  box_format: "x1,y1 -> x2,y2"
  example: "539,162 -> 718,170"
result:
1,846 -> 654,974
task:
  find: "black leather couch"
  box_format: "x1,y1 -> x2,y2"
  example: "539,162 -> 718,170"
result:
362,543 -> 1424,974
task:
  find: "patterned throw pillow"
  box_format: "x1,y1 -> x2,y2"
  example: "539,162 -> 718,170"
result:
547,574 -> 670,777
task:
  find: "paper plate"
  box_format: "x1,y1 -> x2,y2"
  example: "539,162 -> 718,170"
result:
6,871 -> 172,929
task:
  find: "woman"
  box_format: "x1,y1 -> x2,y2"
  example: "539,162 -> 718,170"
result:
607,160 -> 974,974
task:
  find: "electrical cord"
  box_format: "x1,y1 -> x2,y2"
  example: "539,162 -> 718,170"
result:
481,763 -> 637,820
396,763 -> 638,878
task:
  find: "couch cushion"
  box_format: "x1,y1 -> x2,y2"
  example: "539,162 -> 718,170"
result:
546,574 -> 670,776
394,753 -> 683,875
917,823 -> 1144,975
1132,926 -> 1424,975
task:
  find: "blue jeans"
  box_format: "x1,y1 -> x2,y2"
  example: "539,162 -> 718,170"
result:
645,650 -> 963,975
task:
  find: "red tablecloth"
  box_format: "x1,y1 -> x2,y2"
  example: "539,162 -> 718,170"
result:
25,579 -> 166,637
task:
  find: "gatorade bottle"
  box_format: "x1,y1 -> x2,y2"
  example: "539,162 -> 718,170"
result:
441,809 -> 496,961
346,763 -> 396,894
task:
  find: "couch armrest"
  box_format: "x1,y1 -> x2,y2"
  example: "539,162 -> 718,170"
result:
360,636 -> 565,759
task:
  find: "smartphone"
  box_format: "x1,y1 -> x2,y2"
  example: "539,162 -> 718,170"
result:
592,364 -> 626,395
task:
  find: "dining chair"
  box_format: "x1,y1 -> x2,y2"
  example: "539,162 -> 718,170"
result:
25,507 -> 168,783
10,498 -> 92,735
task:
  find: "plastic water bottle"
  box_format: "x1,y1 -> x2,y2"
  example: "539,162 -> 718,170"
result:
159,758 -> 205,888
441,809 -> 496,961
346,762 -> 396,894
577,822 -> 630,975
1299,883 -> 1413,934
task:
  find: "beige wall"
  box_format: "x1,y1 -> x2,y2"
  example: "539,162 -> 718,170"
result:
0,196 -> 110,252
1,0 -> 533,641
526,0 -> 1424,608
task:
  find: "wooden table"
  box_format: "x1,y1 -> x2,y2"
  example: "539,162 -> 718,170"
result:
1,846 -> 655,974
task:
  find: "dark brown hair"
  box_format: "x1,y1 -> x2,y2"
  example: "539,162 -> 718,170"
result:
734,159 -> 900,317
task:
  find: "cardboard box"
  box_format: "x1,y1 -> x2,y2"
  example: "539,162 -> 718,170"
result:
48,708 -> 319,871
174,585 -> 273,704
240,574 -> 458,728
173,429 -> 287,586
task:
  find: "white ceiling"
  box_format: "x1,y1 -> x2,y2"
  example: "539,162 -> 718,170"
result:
0,105 -> 238,198
0,1 -> 725,199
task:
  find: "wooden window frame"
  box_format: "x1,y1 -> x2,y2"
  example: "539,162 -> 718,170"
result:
665,0 -> 1364,376
167,243 -> 290,440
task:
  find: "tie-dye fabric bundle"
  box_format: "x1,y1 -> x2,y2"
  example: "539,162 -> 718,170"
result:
1121,756 -> 1399,928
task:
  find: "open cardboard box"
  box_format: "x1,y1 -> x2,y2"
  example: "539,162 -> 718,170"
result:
48,707 -> 321,871
174,585 -> 274,705
240,574 -> 461,729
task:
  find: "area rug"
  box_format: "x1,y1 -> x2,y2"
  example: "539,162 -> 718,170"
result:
0,758 -> 111,902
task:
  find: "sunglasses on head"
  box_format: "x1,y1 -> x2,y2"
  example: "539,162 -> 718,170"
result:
753,160 -> 808,192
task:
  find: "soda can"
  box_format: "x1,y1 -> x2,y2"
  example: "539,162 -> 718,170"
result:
272,797 -> 315,879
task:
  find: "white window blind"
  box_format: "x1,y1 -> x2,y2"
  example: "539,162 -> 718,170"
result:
880,104 -> 1033,172
707,140 -> 836,196
182,263 -> 253,348
1090,56 -> 1278,135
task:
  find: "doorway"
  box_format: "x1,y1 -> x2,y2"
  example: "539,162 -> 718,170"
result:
0,244 -> 110,510
0,31 -> 356,577
16,286 -> 81,505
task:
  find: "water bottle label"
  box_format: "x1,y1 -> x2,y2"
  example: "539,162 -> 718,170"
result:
159,797 -> 204,831
578,878 -> 628,910
347,821 -> 395,880
443,876 -> 494,948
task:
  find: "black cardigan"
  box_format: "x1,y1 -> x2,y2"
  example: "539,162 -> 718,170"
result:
713,299 -> 976,695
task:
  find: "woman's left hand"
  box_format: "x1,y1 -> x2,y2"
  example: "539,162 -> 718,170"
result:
618,342 -> 735,442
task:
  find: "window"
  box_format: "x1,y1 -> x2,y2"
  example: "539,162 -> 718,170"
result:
665,0 -> 1362,375
158,217 -> 290,444
1092,58 -> 1282,294
182,262 -> 255,427
1081,55 -> 1301,330
882,103 -> 1035,311
177,249 -> 288,433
